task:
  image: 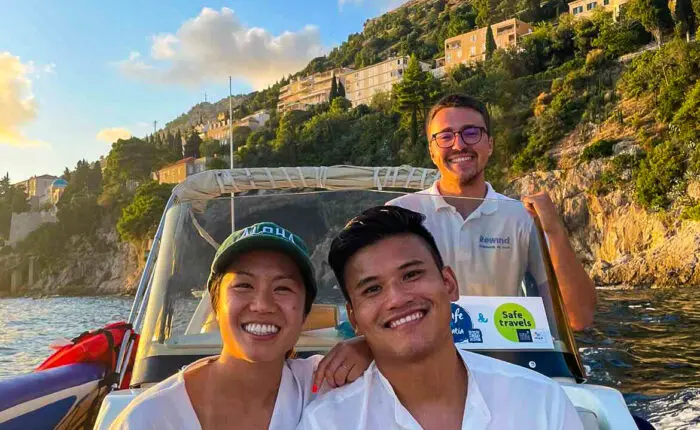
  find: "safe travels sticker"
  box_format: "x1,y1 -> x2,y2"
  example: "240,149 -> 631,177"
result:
494,303 -> 536,342
451,296 -> 554,351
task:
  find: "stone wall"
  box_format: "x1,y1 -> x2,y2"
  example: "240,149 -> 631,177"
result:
8,210 -> 57,246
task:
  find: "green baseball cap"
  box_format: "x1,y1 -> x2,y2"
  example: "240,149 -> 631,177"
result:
207,222 -> 317,310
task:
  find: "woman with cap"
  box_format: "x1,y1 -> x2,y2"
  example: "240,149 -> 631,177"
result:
111,222 -> 372,429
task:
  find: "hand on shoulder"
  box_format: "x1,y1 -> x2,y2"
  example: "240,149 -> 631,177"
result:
312,336 -> 372,392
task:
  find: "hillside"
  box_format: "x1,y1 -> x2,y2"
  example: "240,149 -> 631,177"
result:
2,0 -> 700,296
164,94 -> 249,133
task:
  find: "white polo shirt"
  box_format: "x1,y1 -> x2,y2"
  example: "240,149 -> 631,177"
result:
387,182 -> 547,297
111,355 -> 321,430
298,349 -> 583,430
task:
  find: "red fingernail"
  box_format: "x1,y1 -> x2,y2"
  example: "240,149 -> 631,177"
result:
312,384 -> 318,393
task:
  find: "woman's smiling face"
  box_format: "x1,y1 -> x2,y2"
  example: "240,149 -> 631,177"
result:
216,250 -> 306,363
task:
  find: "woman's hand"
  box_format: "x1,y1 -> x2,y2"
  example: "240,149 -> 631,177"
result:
312,336 -> 372,393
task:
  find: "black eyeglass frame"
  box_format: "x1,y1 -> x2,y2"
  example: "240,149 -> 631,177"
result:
430,126 -> 488,148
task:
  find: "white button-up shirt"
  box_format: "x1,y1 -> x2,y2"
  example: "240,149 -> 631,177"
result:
298,349 -> 583,430
387,182 -> 547,297
111,355 -> 320,430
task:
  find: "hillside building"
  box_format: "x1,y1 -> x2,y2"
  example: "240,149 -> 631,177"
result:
277,68 -> 353,113
201,110 -> 271,143
444,18 -> 534,69
343,56 -> 431,107
568,0 -> 629,20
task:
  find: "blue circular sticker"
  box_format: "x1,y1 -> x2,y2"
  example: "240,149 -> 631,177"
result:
450,303 -> 473,343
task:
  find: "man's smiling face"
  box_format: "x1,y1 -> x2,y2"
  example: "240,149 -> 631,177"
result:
428,107 -> 493,188
343,234 -> 459,363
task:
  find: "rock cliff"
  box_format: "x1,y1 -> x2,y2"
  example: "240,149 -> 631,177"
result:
508,141 -> 700,287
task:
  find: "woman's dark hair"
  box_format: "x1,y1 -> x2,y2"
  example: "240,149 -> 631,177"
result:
328,206 -> 444,303
425,93 -> 491,137
208,271 -> 314,316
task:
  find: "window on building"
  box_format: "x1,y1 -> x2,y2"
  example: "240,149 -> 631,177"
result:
587,2 -> 596,9
470,34 -> 477,42
446,54 -> 452,62
603,0 -> 609,5
497,25 -> 514,35
457,50 -> 462,58
470,46 -> 476,56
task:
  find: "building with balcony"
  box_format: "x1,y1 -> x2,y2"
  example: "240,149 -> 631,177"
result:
203,110 -> 271,144
568,0 -> 628,20
277,68 -> 354,113
444,18 -> 533,69
344,56 -> 432,107
14,174 -> 58,210
155,157 -> 209,184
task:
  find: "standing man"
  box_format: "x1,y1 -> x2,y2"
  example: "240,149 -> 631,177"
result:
388,94 -> 596,331
299,206 -> 583,430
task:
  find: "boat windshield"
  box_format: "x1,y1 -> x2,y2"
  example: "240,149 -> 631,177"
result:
131,190 -> 584,386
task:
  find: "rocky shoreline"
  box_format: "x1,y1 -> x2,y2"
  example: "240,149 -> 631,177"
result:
3,151 -> 700,295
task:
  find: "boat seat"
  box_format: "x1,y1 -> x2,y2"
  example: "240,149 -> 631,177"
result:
576,407 -> 600,430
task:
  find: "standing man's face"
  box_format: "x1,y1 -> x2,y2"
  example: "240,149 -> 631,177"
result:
428,107 -> 493,188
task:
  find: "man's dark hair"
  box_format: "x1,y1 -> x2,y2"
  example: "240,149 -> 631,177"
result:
425,93 -> 491,137
328,206 -> 444,303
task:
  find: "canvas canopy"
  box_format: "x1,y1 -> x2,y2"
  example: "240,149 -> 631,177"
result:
172,165 -> 440,202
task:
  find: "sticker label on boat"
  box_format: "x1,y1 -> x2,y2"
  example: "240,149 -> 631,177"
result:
451,296 -> 554,350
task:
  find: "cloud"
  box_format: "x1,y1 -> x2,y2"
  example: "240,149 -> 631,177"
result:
96,127 -> 132,143
0,52 -> 44,147
115,7 -> 326,90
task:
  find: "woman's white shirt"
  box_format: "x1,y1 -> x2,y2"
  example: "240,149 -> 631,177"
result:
110,355 -> 321,430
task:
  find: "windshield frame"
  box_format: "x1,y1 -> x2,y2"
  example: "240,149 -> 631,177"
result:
129,189 -> 586,387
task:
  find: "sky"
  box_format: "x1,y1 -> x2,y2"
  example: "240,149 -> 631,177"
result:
0,0 -> 408,182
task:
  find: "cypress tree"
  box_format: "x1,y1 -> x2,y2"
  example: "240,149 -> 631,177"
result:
329,76 -> 339,101
485,24 -> 497,59
675,0 -> 697,41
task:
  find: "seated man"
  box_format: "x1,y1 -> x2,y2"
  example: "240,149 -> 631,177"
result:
388,93 -> 596,331
299,206 -> 583,430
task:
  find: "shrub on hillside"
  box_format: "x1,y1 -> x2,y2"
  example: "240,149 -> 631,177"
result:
206,157 -> 229,170
672,80 -> 700,140
620,41 -> 700,123
581,139 -> 616,161
117,182 -> 174,244
681,204 -> 700,221
635,140 -> 687,209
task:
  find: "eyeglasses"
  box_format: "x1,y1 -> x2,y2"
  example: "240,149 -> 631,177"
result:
431,126 -> 488,148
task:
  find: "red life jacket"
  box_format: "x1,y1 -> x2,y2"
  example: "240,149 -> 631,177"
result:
36,321 -> 139,389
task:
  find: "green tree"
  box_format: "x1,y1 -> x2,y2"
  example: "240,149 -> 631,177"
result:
635,140 -> 687,209
627,0 -> 674,46
206,157 -> 230,170
674,0 -> 697,41
273,110 -> 312,165
485,24 -> 497,60
199,138 -> 223,158
183,132 -> 202,158
117,181 -> 174,244
231,126 -> 253,150
329,76 -> 339,101
100,137 -> 175,209
672,80 -> 700,139
330,97 -> 352,114
338,81 -> 346,98
527,0 -> 542,22
0,173 -> 30,239
392,55 -> 441,164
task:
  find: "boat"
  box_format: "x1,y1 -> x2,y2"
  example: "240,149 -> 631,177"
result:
0,165 -> 651,429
